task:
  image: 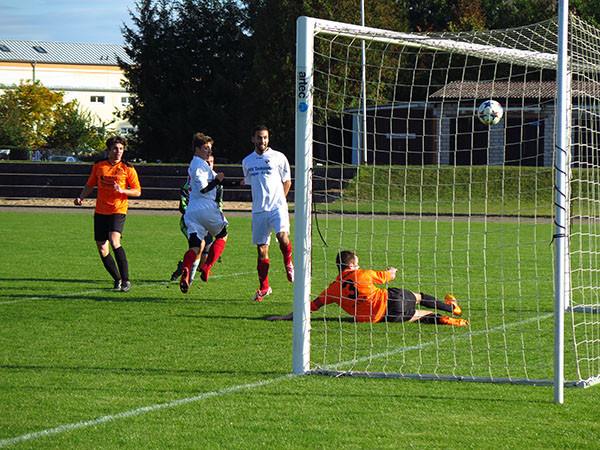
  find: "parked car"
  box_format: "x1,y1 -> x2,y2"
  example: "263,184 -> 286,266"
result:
49,155 -> 81,162
0,149 -> 10,160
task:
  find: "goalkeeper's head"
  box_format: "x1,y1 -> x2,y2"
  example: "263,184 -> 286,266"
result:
336,251 -> 359,273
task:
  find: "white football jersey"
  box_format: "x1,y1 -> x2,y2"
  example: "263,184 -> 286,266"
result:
186,155 -> 218,210
242,148 -> 291,213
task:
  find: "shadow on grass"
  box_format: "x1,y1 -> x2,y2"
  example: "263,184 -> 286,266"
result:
0,363 -> 283,377
0,277 -> 108,284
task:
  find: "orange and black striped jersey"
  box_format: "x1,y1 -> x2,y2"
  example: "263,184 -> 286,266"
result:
86,159 -> 141,215
310,268 -> 392,323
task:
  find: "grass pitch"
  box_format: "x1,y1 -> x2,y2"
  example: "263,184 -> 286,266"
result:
1,211 -> 600,448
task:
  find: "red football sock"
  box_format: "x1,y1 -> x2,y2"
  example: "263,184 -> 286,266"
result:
279,241 -> 292,266
183,249 -> 197,270
202,238 -> 226,272
257,258 -> 270,291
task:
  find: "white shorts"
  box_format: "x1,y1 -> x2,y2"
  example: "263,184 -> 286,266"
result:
184,206 -> 228,241
251,208 -> 290,245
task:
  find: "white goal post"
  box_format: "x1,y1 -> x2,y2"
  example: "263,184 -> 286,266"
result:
293,11 -> 600,403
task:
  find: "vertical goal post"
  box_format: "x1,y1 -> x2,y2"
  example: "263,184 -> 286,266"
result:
294,12 -> 600,403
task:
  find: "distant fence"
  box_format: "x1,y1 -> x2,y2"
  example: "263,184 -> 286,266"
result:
0,162 -> 355,203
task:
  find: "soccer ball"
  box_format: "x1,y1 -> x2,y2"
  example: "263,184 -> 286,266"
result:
477,100 -> 504,126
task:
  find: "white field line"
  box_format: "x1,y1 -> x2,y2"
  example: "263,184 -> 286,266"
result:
0,271 -> 257,305
0,312 -> 555,447
322,312 -> 554,370
0,374 -> 296,447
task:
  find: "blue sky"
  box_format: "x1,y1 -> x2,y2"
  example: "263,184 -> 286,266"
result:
0,0 -> 137,44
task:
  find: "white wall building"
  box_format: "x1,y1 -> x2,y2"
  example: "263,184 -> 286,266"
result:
0,39 -> 134,136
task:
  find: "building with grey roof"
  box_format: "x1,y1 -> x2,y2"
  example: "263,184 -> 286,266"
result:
0,39 -> 134,136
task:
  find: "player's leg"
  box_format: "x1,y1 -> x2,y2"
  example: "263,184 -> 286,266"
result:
198,234 -> 213,267
415,292 -> 462,316
412,310 -> 469,326
180,210 -> 207,293
108,214 -> 130,292
180,233 -> 203,293
199,230 -> 227,282
198,212 -> 229,282
251,212 -> 273,300
94,213 -> 121,290
389,290 -> 468,326
254,244 -> 272,301
273,207 -> 293,282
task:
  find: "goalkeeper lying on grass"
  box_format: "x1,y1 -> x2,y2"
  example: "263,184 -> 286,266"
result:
267,250 -> 468,326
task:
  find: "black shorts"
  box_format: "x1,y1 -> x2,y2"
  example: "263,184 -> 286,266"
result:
385,288 -> 417,323
94,213 -> 126,242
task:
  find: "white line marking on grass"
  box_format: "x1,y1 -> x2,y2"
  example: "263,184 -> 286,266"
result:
0,374 -> 295,447
0,271 -> 259,305
322,313 -> 555,370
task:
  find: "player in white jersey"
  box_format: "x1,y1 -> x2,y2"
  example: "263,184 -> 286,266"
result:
179,133 -> 229,293
242,125 -> 294,302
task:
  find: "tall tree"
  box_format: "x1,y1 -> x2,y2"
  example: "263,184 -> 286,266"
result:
121,0 -> 249,162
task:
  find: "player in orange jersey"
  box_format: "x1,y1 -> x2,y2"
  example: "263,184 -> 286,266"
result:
267,250 -> 468,326
74,136 -> 141,292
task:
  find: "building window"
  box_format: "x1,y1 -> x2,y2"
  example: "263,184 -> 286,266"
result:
32,45 -> 47,54
90,96 -> 105,103
120,127 -> 135,136
0,45 -> 10,52
121,96 -> 130,105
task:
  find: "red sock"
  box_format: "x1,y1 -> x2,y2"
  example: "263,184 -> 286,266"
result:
279,241 -> 292,266
202,238 -> 226,272
183,249 -> 197,270
257,258 -> 270,291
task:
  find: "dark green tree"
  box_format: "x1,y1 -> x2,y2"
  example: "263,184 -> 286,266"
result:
120,0 -> 249,162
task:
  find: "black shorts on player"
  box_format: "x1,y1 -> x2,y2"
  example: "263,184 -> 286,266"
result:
94,213 -> 126,241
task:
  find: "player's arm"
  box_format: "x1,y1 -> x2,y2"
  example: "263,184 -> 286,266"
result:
115,168 -> 141,197
282,179 -> 292,196
200,172 -> 224,193
114,183 -> 141,197
74,183 -> 94,206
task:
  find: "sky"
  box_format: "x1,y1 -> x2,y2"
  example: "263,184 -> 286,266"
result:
0,0 -> 138,45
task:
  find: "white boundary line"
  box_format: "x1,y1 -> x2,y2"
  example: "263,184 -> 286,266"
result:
0,312 -> 555,447
0,374 -> 296,447
322,313 -> 554,370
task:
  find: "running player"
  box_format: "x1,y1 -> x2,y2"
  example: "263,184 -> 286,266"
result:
74,136 -> 141,292
267,250 -> 468,326
242,125 -> 294,302
179,133 -> 229,293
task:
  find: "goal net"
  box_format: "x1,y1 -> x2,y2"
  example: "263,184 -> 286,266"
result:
293,13 -> 600,398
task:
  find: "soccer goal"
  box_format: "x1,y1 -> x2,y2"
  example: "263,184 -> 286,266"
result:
293,11 -> 600,403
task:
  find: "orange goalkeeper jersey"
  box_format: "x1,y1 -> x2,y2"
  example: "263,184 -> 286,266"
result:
310,268 -> 392,323
86,159 -> 141,215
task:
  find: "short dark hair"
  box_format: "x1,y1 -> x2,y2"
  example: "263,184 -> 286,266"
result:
253,124 -> 269,136
336,251 -> 358,272
192,132 -> 214,152
106,136 -> 127,149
